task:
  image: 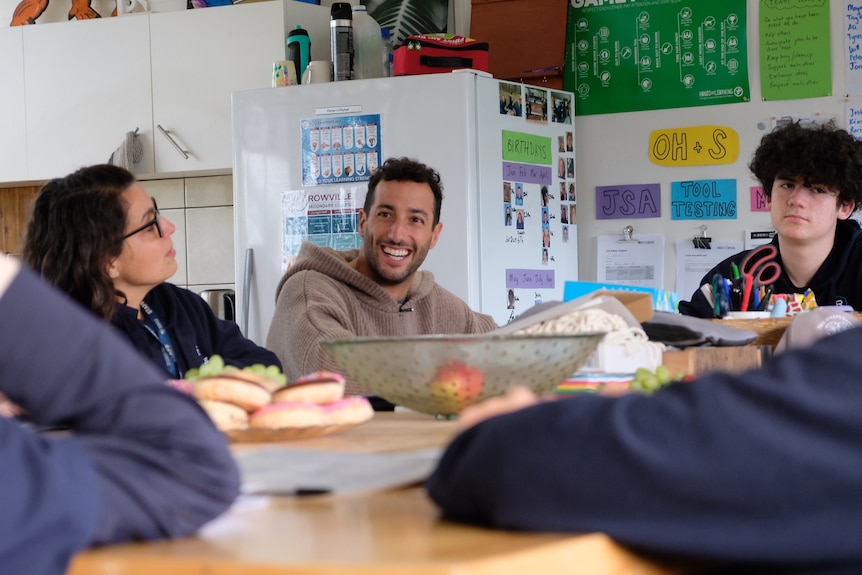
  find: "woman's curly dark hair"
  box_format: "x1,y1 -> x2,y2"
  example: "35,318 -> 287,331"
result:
749,120 -> 862,212
21,165 -> 136,321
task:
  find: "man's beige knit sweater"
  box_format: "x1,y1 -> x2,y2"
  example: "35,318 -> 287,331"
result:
266,242 -> 498,395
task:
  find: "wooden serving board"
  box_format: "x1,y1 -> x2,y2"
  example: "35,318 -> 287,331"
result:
228,411 -> 459,453
226,423 -> 360,443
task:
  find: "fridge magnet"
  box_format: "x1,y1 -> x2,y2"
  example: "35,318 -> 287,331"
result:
541,208 -> 550,230
562,225 -> 570,243
515,183 -> 524,205
542,249 -> 549,265
516,210 -> 525,230
566,131 -> 574,152
558,136 -> 566,153
568,182 -> 577,202
505,204 -> 513,226
503,181 -> 512,203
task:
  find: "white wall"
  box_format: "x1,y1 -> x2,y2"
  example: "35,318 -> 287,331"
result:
574,1 -> 850,291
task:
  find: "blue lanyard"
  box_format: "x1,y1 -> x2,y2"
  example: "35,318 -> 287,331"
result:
140,300 -> 179,378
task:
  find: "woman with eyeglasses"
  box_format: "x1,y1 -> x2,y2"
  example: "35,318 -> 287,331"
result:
21,164 -> 281,379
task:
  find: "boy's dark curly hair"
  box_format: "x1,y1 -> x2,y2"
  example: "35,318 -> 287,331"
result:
749,120 -> 862,212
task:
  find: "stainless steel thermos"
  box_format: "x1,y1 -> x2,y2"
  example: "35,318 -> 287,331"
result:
330,2 -> 354,81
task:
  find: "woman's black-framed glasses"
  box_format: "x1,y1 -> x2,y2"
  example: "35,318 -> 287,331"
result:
122,198 -> 163,240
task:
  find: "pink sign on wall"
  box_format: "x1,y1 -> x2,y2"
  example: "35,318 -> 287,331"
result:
750,186 -> 769,212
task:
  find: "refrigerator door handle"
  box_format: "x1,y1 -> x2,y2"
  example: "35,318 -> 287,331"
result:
241,248 -> 254,337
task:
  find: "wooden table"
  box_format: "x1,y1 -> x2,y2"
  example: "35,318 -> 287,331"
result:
68,412 -> 684,575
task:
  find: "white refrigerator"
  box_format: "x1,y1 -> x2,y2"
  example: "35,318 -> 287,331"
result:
232,70 -> 578,344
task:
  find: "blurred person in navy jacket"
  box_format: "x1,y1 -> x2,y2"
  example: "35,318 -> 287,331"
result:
0,257 -> 239,575
428,324 -> 862,574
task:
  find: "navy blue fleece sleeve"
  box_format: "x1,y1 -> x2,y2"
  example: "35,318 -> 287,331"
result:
0,264 -> 240,575
427,326 -> 862,570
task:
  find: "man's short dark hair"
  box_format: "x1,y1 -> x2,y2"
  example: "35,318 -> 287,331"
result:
365,157 -> 444,225
749,120 -> 862,211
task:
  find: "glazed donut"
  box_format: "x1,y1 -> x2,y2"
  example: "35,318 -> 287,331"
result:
249,401 -> 329,429
198,399 -> 249,432
193,375 -> 272,412
272,371 -> 346,404
323,396 -> 374,426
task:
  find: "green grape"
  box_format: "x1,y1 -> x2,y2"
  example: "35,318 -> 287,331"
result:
642,374 -> 660,391
264,365 -> 280,377
629,365 -> 684,395
208,354 -> 225,373
655,365 -> 672,385
246,364 -> 265,375
185,367 -> 200,381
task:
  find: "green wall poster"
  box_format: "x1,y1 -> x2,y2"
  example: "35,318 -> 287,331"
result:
759,0 -> 831,101
564,0 -> 750,116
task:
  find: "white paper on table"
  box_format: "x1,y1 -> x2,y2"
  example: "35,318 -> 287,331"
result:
233,447 -> 443,497
596,233 -> 664,289
675,240 -> 743,301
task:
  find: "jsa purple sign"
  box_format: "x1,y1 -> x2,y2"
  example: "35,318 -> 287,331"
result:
595,183 -> 661,220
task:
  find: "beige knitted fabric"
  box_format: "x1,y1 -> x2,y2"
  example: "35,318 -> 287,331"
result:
266,242 -> 497,395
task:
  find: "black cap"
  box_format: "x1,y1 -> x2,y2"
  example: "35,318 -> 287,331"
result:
287,25 -> 309,39
330,2 -> 352,20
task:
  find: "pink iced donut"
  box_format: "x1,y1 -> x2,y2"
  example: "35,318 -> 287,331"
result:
249,401 -> 328,429
323,396 -> 374,426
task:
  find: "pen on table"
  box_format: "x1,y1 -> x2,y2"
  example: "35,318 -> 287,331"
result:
247,487 -> 333,497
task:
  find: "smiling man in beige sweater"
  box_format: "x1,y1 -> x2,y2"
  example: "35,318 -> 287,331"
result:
266,157 -> 497,395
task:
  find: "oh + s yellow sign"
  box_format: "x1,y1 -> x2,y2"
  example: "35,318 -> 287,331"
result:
649,125 -> 739,167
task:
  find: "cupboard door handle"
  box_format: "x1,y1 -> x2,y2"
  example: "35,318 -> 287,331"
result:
157,124 -> 190,159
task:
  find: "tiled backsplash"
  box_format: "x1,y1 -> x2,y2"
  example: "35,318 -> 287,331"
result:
140,175 -> 235,296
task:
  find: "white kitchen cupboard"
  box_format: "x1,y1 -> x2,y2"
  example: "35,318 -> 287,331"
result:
23,14 -> 154,180
15,1 -> 329,182
148,0 -> 286,173
0,27 -> 31,183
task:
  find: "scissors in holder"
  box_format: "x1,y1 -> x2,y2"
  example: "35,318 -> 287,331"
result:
739,244 -> 781,311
